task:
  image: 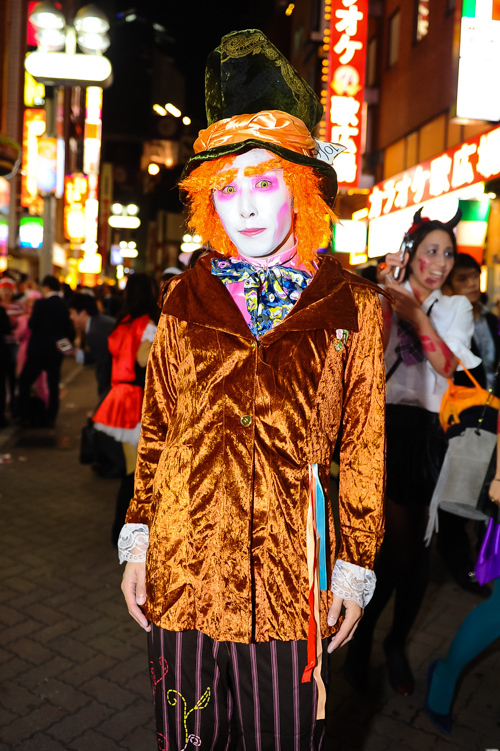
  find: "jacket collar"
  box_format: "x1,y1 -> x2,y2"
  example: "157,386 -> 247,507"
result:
163,252 -> 360,343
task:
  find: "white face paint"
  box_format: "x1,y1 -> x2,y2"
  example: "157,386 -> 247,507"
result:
212,148 -> 295,258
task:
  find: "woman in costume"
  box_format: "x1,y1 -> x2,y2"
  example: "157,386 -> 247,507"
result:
345,209 -> 481,695
16,290 -> 49,409
425,438 -> 500,733
92,273 -> 158,543
119,30 -> 386,751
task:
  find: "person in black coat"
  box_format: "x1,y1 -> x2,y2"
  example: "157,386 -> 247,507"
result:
67,293 -> 115,403
18,275 -> 73,426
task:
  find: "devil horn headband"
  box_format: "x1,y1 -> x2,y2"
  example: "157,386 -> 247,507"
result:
409,206 -> 462,235
412,207 -> 424,225
444,208 -> 462,229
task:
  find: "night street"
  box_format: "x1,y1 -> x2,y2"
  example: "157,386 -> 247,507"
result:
0,361 -> 498,750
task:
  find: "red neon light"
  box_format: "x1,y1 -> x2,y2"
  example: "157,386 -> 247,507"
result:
325,0 -> 368,189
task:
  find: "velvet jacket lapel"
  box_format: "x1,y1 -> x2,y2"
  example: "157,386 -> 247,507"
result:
163,252 -> 361,342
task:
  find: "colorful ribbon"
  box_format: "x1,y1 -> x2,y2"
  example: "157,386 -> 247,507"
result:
303,463 -> 328,720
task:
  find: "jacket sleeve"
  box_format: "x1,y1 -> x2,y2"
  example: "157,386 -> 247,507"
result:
125,310 -> 180,526
337,286 -> 386,570
28,299 -> 43,332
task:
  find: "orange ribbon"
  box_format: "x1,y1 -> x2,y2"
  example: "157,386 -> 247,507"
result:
193,110 -> 316,157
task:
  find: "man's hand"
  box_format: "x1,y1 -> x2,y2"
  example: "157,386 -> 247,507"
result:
326,594 -> 363,653
121,561 -> 151,632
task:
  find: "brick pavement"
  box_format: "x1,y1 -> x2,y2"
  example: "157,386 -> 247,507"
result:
0,362 -> 499,750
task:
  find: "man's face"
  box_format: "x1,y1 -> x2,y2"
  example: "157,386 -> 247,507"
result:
449,267 -> 481,304
69,308 -> 88,332
212,149 -> 295,258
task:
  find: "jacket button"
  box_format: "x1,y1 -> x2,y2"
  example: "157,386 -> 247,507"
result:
240,414 -> 252,427
250,342 -> 256,349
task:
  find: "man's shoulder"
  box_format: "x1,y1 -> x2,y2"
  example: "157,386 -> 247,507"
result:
44,294 -> 67,309
342,267 -> 381,297
92,313 -> 115,330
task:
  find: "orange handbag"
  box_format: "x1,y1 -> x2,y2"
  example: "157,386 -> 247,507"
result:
439,362 -> 500,434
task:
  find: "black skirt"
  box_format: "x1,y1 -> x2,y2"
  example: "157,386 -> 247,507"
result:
386,403 -> 448,508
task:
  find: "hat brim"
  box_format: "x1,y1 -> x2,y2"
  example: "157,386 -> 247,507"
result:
180,138 -> 338,210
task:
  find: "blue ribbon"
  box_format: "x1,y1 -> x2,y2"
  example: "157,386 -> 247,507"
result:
312,463 -> 327,590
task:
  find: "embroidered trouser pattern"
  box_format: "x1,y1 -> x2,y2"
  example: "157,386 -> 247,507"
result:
147,625 -> 329,751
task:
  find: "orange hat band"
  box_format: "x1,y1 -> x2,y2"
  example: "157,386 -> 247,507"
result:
193,110 -> 316,157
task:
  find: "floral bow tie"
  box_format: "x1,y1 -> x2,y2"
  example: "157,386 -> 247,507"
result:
211,257 -> 312,339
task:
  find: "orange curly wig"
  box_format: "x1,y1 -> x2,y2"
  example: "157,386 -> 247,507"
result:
179,153 -> 337,263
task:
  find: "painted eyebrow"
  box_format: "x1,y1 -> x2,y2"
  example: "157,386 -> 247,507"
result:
243,159 -> 282,177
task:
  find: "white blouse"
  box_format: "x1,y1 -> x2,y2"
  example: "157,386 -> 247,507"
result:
385,284 -> 481,414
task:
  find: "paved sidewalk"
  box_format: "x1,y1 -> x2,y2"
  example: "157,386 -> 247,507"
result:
0,362 -> 499,750
0,362 -> 155,750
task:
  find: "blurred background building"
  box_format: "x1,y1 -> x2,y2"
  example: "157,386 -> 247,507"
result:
2,0 -> 500,300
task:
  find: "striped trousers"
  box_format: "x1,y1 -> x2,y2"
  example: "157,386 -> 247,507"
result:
147,625 -> 329,751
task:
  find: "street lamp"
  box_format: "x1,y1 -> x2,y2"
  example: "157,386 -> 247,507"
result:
26,2 -> 112,88
108,204 -> 141,229
24,2 -> 112,280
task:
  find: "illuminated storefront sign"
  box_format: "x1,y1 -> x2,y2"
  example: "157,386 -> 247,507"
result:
52,243 -> 67,268
21,108 -> 46,209
25,52 -> 112,88
19,216 -> 43,249
36,136 -> 57,194
455,0 -> 500,122
24,64 -> 45,107
0,177 -> 8,257
323,0 -> 368,188
79,253 -> 102,274
83,87 -> 102,266
332,219 -> 367,253
64,173 -> 88,242
368,124 -> 500,220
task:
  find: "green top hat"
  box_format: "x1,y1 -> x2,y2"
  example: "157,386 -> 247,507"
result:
182,29 -> 338,209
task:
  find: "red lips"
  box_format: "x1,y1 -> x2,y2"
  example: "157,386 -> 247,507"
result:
239,228 -> 266,236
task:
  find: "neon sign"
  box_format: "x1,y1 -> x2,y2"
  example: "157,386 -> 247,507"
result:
368,124 -> 500,220
64,173 -> 88,242
21,109 -> 46,209
455,0 -> 500,122
323,0 -> 368,188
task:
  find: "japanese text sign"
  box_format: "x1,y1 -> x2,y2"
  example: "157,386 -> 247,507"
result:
325,0 -> 368,188
368,124 -> 500,220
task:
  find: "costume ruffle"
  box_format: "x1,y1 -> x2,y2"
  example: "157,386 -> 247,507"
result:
93,382 -> 144,436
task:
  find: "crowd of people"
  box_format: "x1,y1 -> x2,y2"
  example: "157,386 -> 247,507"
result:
0,273 -> 121,428
346,214 -> 500,725
1,234 -> 499,745
0,269 -> 166,542
2,30 -> 500,749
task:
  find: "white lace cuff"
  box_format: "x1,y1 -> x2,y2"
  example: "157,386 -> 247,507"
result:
118,523 -> 149,564
330,559 -> 376,609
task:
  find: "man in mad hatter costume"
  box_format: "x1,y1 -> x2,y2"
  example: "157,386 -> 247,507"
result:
119,30 -> 385,750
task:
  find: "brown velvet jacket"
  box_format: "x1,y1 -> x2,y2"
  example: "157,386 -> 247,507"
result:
126,252 -> 386,643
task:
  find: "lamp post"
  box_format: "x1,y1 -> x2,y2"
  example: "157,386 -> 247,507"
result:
25,1 -> 112,280
26,2 -> 112,88
108,203 -> 141,230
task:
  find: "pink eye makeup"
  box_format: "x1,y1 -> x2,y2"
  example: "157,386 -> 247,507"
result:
216,183 -> 239,201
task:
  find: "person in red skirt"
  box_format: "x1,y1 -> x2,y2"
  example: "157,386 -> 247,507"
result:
92,273 -> 158,543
